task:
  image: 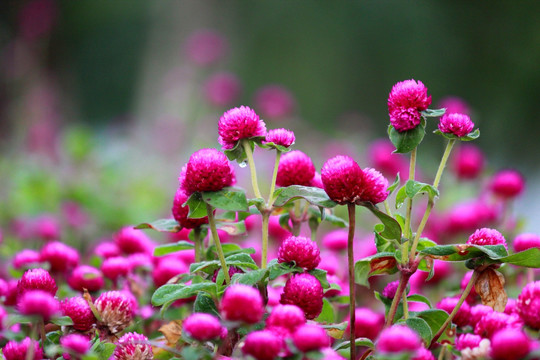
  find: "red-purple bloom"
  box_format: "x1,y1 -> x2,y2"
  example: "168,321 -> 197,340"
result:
183,313 -> 222,341
182,148 -> 235,193
61,297 -> 97,331
368,139 -> 409,179
292,324 -> 330,352
101,257 -> 130,282
113,332 -> 153,360
33,215 -> 60,241
17,290 -> 59,321
474,311 -> 523,339
185,30 -> 227,66
490,328 -> 532,360
277,235 -> 320,270
412,347 -> 435,360
266,304 -> 306,333
203,72 -> 241,107
242,330 -> 282,360
513,233 -> 540,252
212,265 -> 243,284
60,334 -> 91,356
95,291 -> 134,334
451,144 -> 485,180
264,128 -> 295,148
517,281 -> 540,329
218,106 -> 267,150
254,85 -> 296,119
455,333 -> 482,350
114,227 -> 154,255
172,188 -> 209,229
437,297 -> 470,327
322,230 -> 348,251
220,284 -> 264,324
309,171 -> 324,188
321,155 -> 364,204
360,167 -> 389,204
280,273 -> 323,320
3,338 -> 43,360
17,268 -> 57,297
382,280 -> 400,299
438,113 -> 475,137
347,308 -> 384,340
152,257 -> 188,288
388,79 -> 432,132
376,325 -> 422,353
445,201 -> 497,234
467,227 -> 507,249
468,304 -> 493,327
276,150 -> 316,187
489,169 -> 525,199
40,241 -> 80,272
12,249 -> 41,269
94,242 -> 121,259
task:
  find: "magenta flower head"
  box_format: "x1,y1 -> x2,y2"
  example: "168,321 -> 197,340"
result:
40,241 -> 80,272
152,257 -> 188,288
455,333 -> 482,351
94,241 -> 121,259
33,215 -> 60,241
101,256 -> 130,282
172,188 -> 209,229
451,144 -> 485,180
114,226 -> 154,255
220,284 -> 264,324
95,291 -> 134,334
61,334 -> 91,356
114,332 -> 153,360
467,227 -> 507,249
276,150 -> 316,187
376,325 -> 422,354
321,155 -> 364,205
3,338 -> 43,360
517,281 -> 540,329
264,128 -> 295,148
469,304 -> 493,327
61,296 -> 97,331
182,148 -> 235,193
437,297 -> 470,327
360,167 -> 389,204
490,328 -> 532,360
13,249 -> 41,269
183,313 -> 222,341
489,169 -> 525,199
292,324 -> 330,352
382,280 -> 400,299
474,311 -> 523,339
438,113 -> 475,137
18,290 -> 59,321
254,85 -> 295,119
68,265 -> 104,292
280,273 -> 323,320
412,347 -> 435,360
277,235 -> 320,270
266,304 -> 306,332
320,348 -> 346,360
513,233 -> 540,252
309,171 -> 324,188
203,72 -> 241,107
185,29 -> 227,66
388,79 -> 432,132
17,268 -> 58,297
242,330 -> 282,360
347,307 -> 384,340
218,106 -> 267,150
322,230 -> 348,251
368,139 -> 409,179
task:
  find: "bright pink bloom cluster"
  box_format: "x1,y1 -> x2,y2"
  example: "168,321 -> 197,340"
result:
254,85 -> 295,119
455,333 -> 482,351
266,304 -> 306,333
183,313 -> 223,341
220,284 -> 264,324
376,325 -> 422,353
264,128 -> 295,148
114,227 -> 154,255
490,328 -> 532,360
513,233 -> 540,252
474,311 -> 523,339
182,148 -> 235,193
171,188 -> 209,229
451,144 -> 485,179
95,291 -> 134,334
17,290 -> 59,321
185,30 -> 227,66
292,324 -> 330,352
348,307 -> 384,340
40,241 -> 80,272
17,268 -> 57,297
467,227 -> 507,249
60,334 -> 91,356
218,106 -> 267,149
437,297 -> 470,327
203,72 -> 241,107
280,273 -> 323,320
61,296 -> 97,331
3,338 -> 43,360
388,79 -> 432,132
242,330 -> 282,360
438,113 -> 474,137
361,167 -> 390,204
152,257 -> 188,288
438,96 -> 470,115
276,150 -> 315,187
12,249 -> 41,269
277,235 -> 320,270
368,139 -> 409,179
517,281 -> 540,329
322,229 -> 348,251
113,332 -> 153,360
68,265 -> 104,292
489,169 -> 525,199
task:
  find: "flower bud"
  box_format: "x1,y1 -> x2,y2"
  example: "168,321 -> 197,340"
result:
220,284 -> 264,324
292,324 -> 330,352
242,330 -> 282,360
277,235 -> 320,270
280,273 -> 323,320
67,265 -> 104,292
183,313 -> 222,341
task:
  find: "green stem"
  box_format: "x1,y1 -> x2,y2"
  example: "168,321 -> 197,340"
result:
206,204 -> 230,285
347,204 -> 357,360
402,291 -> 409,319
430,270 -> 479,348
402,148 -> 417,264
385,272 -> 411,327
261,212 -> 270,269
433,139 -> 456,189
242,140 -> 262,199
267,151 -> 281,206
383,199 -> 392,216
193,227 -> 202,263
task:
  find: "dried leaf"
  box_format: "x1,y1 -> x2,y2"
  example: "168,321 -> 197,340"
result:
159,321 -> 183,346
474,268 -> 508,312
83,289 -> 102,322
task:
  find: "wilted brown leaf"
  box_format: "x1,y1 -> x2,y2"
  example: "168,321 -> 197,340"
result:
474,268 -> 508,312
159,320 -> 183,346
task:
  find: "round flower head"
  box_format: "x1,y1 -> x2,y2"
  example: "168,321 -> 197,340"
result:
171,188 -> 209,229
61,296 -> 97,331
451,144 -> 485,180
360,167 -> 389,204
322,230 -> 348,251
3,338 -> 43,360
182,148 -> 235,193
33,215 -> 60,241
438,113 -> 475,137
277,235 -> 320,270
264,128 -> 295,148
266,304 -> 306,333
469,304 -> 493,327
382,280 -> 400,299
101,256 -> 130,282
242,330 -> 282,360
309,171 -> 324,188
128,253 -> 153,272
280,273 -> 323,320
114,226 -> 154,255
437,297 -> 470,327
18,290 -> 59,321
320,348 -> 346,360
412,347 -> 435,360
368,139 -> 409,179
94,242 -> 121,259
183,313 -> 222,341
276,150 -> 316,187
347,307 -> 384,340
40,241 -> 80,272
376,325 -> 422,354
254,85 -> 295,119
185,29 -> 227,66
489,169 -> 525,199
12,249 -> 41,269
114,332 -> 153,360
490,328 -> 532,360
504,298 -> 518,315
17,268 -> 58,297
95,291 -> 134,334
61,334 -> 91,356
152,257 -> 188,288
388,79 -> 432,132
67,265 -> 104,292
220,284 -> 264,324
467,227 -> 507,249
218,106 -> 267,150
513,233 -> 540,252
474,311 -> 523,339
321,155 -> 364,205
203,72 -> 241,107
5,280 -> 19,306
455,333 -> 482,351
292,324 -> 330,352
517,281 -> 540,329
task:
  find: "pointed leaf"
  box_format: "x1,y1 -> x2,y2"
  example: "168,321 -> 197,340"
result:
388,123 -> 426,154
154,241 -> 195,257
421,108 -> 446,117
361,202 -> 402,242
134,219 -> 181,232
185,192 -> 208,219
498,248 -> 540,268
404,180 -> 439,201
354,252 -> 398,287
272,185 -> 338,209
402,317 -> 432,346
315,298 -> 335,323
201,187 -> 248,212
420,244 -> 508,262
387,173 -> 401,195
152,282 -> 217,306
231,268 -> 268,286
193,293 -> 219,317
308,268 -> 330,289
434,128 -> 480,142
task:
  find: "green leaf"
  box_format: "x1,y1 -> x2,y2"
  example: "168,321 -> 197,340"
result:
354,252 -> 398,287
223,138 -> 265,163
50,316 -> 74,326
259,141 -> 293,153
324,213 -> 348,227
407,294 -> 432,308
134,219 -> 181,232
421,108 -> 446,117
374,231 -> 397,253
315,298 -> 335,323
248,197 -> 265,209
231,268 -> 268,285
152,282 -> 217,306
387,173 -> 401,195
308,268 -> 330,289
360,202 -> 402,242
433,128 -> 480,142
184,192 -> 208,218
388,123 -> 426,154
193,292 -> 219,317
404,180 -> 439,201
419,244 -> 508,262
333,338 -> 374,351
190,253 -> 258,274
201,187 -> 248,212
212,220 -> 247,236
272,185 -> 337,209
414,309 -> 449,341
96,343 -> 116,360
404,317 -> 432,346
154,241 -> 195,257
395,186 -> 407,209
417,238 -> 437,251
278,213 -> 293,232
267,259 -> 301,280
498,248 -> 540,268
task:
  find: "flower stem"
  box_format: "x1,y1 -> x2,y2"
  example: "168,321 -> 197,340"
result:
347,204 -> 357,360
403,148 -> 417,264
430,269 -> 479,348
402,291 -> 409,319
261,212 -> 270,269
206,204 -> 230,285
242,140 -> 262,199
385,272 -> 411,327
383,199 -> 392,216
267,151 -> 281,206
193,227 -> 202,263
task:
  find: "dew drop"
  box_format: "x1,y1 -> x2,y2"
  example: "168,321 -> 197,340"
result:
239,161 -> 247,168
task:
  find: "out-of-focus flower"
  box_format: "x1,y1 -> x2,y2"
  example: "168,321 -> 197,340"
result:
3,338 -> 43,360
203,72 -> 241,107
451,144 -> 485,180
242,330 -> 282,360
17,268 -> 57,297
114,227 -> 154,255
517,281 -> 540,329
183,313 -> 222,341
489,169 -> 525,199
220,284 -> 264,324
254,85 -> 296,119
40,241 -> 80,272
185,30 -> 227,66
292,324 -> 330,352
18,290 -> 59,321
376,325 -> 422,354
438,96 -> 471,116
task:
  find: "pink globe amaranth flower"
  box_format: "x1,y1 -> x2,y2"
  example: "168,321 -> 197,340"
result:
172,188 -> 209,229
152,257 -> 188,288
277,235 -> 320,270
266,304 -> 306,332
489,169 -> 525,199
61,297 -> 97,331
40,241 -> 80,272
360,167 -> 389,204
376,325 -> 422,353
322,230 -> 348,252
114,332 -> 153,360
280,273 -> 323,320
185,29 -> 227,66
114,227 -> 154,255
320,348 -> 346,360
94,241 -> 121,259
212,265 -> 243,285
490,328 -> 532,360
517,281 -> 540,329
456,333 -> 483,351
18,290 -> 59,321
95,291 -> 134,334
292,324 -> 330,352
182,148 -> 235,193
438,96 -> 471,116
203,72 -> 241,107
128,253 -> 154,272
309,171 -> 324,188
504,298 -> 518,315
33,215 -> 60,241
254,85 -> 295,119
62,201 -> 89,229
12,249 -> 41,269
382,280 -> 400,299
451,144 -> 485,180
347,307 -> 384,340
461,270 -> 479,304
321,155 -> 364,205
438,113 -> 475,137
242,330 -> 282,360
513,233 -> 540,252
183,313 -> 222,341
467,227 -> 508,250
436,297 -> 471,327
61,334 -> 91,355
218,106 -> 267,150
388,79 -> 432,132
17,268 -> 58,297
324,274 -> 347,298
264,128 -> 295,148
412,347 -> 436,360
220,284 -> 264,324
268,215 -> 292,242
3,337 -> 43,360
276,150 -> 316,187
474,311 -> 523,339
469,304 -> 493,327
101,256 -> 130,282
445,201 -> 498,234
368,139 -> 409,179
